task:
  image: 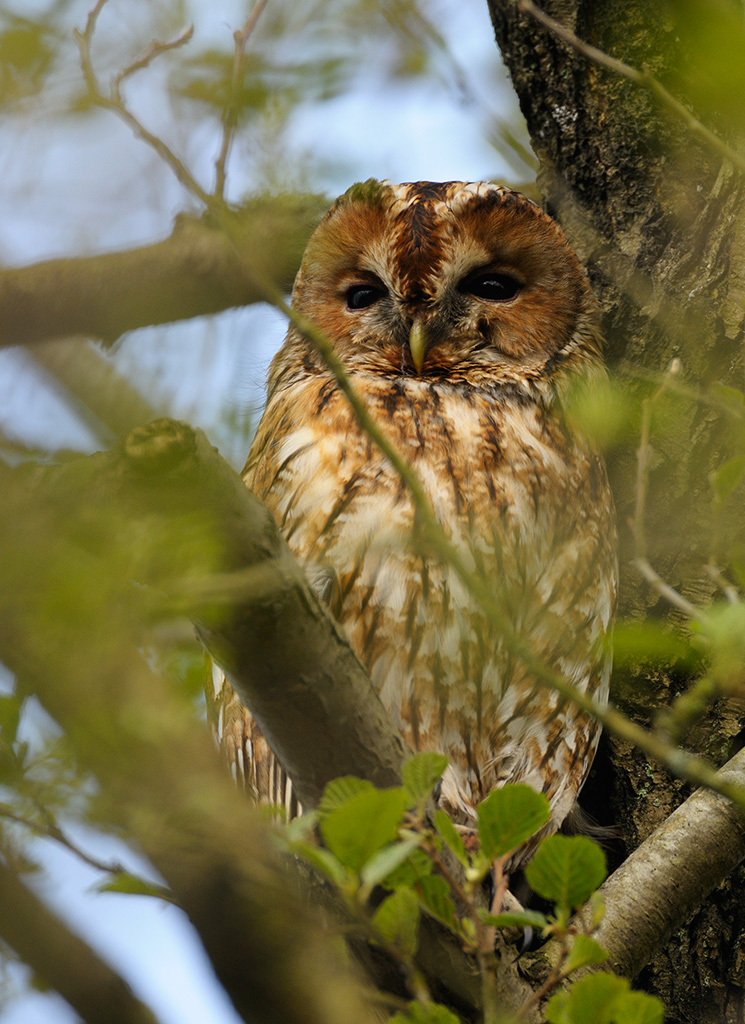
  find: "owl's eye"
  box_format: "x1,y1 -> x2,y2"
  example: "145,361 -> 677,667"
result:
461,272 -> 521,302
345,283 -> 387,310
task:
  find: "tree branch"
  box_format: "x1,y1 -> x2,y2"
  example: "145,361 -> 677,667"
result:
0,196 -> 324,347
0,859 -> 160,1024
541,745 -> 745,982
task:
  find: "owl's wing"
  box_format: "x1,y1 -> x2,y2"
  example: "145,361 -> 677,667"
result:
207,662 -> 301,817
206,561 -> 339,814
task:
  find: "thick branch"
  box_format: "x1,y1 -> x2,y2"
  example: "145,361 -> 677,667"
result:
0,860 -> 159,1024
0,195 -> 325,347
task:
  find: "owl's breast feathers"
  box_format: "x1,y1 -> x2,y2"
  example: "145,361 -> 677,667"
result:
244,370 -> 617,829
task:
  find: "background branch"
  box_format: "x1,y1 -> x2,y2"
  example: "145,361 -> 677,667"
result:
0,197 -> 324,348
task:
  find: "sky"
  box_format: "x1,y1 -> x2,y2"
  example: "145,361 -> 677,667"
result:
0,1 -> 531,1021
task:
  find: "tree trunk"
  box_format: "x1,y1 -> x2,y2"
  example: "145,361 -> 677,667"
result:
488,1 -> 745,1019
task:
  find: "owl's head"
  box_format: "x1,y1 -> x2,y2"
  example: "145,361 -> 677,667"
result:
278,179 -> 602,391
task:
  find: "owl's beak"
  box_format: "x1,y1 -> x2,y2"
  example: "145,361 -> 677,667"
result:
408,320 -> 429,373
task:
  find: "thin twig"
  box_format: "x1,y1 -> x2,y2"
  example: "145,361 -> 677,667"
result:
74,1 -> 210,207
704,564 -> 740,605
630,358 -> 700,617
214,0 -> 269,200
515,0 -> 745,174
115,25 -> 194,86
0,802 -> 128,876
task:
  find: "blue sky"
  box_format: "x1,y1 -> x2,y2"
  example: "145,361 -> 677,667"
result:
0,1 -> 531,1020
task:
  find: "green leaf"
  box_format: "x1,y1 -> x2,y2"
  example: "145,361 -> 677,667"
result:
433,809 -> 468,866
290,842 -> 349,888
545,973 -> 628,1024
282,810 -> 318,842
415,874 -> 458,931
526,835 -> 606,912
371,886 -> 420,957
389,1000 -> 462,1024
477,784 -> 550,860
95,872 -> 172,902
479,908 -> 548,931
361,835 -> 422,889
318,776 -> 374,817
565,934 -> 608,973
402,752 -> 449,808
611,992 -> 665,1024
320,787 -> 407,873
383,846 -> 434,888
711,455 -> 745,502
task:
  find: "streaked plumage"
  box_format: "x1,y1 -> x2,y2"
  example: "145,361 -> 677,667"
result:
211,180 -> 617,856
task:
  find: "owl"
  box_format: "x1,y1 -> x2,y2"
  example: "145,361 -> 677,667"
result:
211,179 -> 617,858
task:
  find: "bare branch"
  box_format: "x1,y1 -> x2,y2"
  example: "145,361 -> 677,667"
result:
74,2 -> 210,206
0,196 -> 324,347
0,859 -> 161,1024
541,744 -> 745,981
214,0 -> 269,200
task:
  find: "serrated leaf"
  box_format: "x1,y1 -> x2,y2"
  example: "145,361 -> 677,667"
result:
290,841 -> 349,888
415,874 -> 458,931
433,809 -> 468,866
361,835 -> 422,890
389,1000 -> 462,1024
479,909 -> 548,931
526,835 -> 606,911
320,787 -> 407,873
402,752 -> 449,808
95,872 -> 172,901
545,973 -> 628,1024
565,934 -> 608,973
477,784 -> 550,860
371,886 -> 420,957
318,776 -> 374,817
611,991 -> 665,1024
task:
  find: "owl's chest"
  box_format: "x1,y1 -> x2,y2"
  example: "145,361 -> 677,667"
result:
247,375 -> 588,578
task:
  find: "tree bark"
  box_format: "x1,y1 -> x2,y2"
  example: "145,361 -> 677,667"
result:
488,1 -> 745,1019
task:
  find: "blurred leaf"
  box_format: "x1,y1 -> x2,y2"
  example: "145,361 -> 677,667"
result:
0,694 -> 22,747
320,787 -> 407,873
433,808 -> 468,866
415,873 -> 458,931
525,835 -> 606,912
479,908 -> 547,931
318,776 -> 374,817
402,751 -> 448,809
477,784 -> 549,860
711,456 -> 745,503
0,16 -> 56,105
288,841 -> 349,889
360,835 -> 422,889
565,934 -> 609,973
709,383 -> 745,415
612,620 -> 694,669
389,1000 -> 462,1024
95,872 -> 172,901
371,886 -> 419,958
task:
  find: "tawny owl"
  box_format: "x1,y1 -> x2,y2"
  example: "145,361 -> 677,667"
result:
211,179 -> 617,854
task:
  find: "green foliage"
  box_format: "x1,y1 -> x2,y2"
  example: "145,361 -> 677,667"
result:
546,974 -> 664,1024
476,784 -> 549,861
526,836 -> 607,917
389,1000 -> 462,1024
402,751 -> 449,811
319,785 -> 408,874
371,886 -> 420,957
